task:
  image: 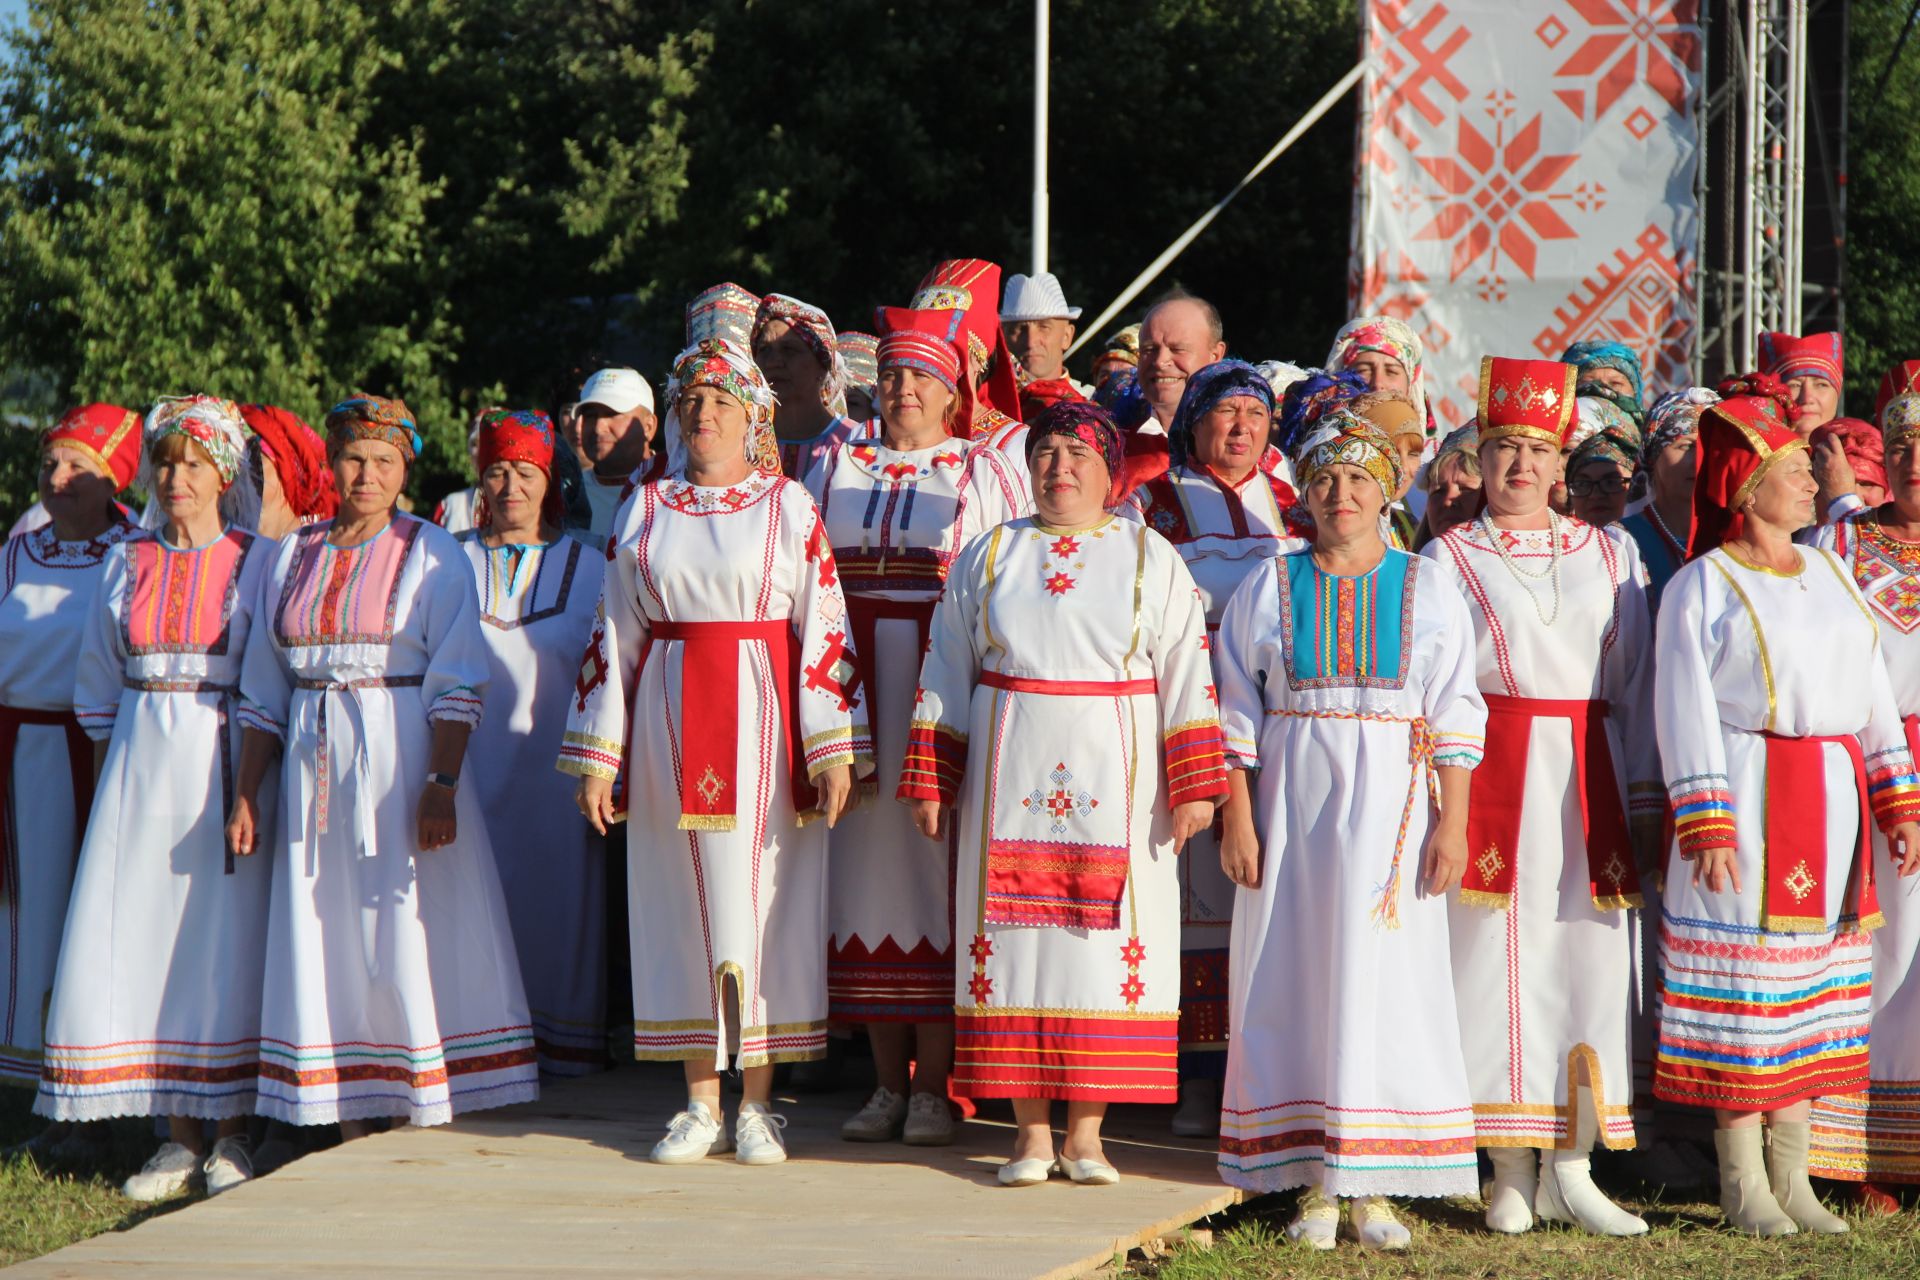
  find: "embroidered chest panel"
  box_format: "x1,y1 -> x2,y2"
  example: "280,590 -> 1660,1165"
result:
468,537 -> 587,630
1850,520 -> 1920,634
655,472 -> 781,516
1277,551 -> 1419,689
275,519 -> 421,647
825,441 -> 980,595
122,530 -> 253,655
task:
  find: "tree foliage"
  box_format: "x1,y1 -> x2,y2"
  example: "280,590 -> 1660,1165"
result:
1844,0 -> 1920,410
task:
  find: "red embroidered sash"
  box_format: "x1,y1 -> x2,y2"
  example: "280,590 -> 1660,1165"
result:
0,705 -> 92,898
1460,694 -> 1641,911
846,595 -> 934,741
639,620 -> 811,832
1759,732 -> 1879,933
977,671 -> 1157,931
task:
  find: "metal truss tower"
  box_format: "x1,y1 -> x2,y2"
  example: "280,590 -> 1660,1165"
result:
1695,0 -> 1848,381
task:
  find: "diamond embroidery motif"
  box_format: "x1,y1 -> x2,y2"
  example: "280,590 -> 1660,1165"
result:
695,766 -> 726,808
1784,860 -> 1817,903
1024,762 -> 1097,835
1476,845 -> 1505,883
1601,848 -> 1629,892
1873,579 -> 1920,634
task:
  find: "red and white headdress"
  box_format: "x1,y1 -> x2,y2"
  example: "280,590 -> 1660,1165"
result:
1475,357 -> 1579,448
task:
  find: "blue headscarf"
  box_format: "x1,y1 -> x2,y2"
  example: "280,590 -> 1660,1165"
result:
1167,359 -> 1274,467
1560,340 -> 1645,408
1097,368 -> 1153,432
1276,367 -> 1369,459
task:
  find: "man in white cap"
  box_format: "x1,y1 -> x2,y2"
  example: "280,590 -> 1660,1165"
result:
576,366 -> 656,536
1001,271 -> 1090,394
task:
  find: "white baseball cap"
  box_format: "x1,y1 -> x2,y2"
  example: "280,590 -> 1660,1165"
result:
578,367 -> 655,416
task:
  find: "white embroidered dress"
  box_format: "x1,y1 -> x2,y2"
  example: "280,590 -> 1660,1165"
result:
558,471 -> 872,1067
804,435 -> 1025,1022
1213,549 -> 1487,1196
457,531 -> 605,1076
900,516 -> 1228,1101
35,528 -> 275,1120
1124,455 -> 1307,1059
0,520 -> 135,1084
1422,518 -> 1657,1150
238,513 -> 538,1125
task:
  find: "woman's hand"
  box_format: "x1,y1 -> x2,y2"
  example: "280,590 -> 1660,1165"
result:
417,781 -> 457,852
816,764 -> 853,828
1422,816 -> 1468,896
1812,432 -> 1856,511
908,799 -> 947,842
226,794 -> 261,859
1891,822 -> 1920,877
1170,800 -> 1214,854
1688,843 -> 1741,894
1219,812 -> 1262,890
577,776 -> 616,836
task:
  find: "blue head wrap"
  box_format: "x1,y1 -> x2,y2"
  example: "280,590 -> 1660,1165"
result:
1560,340 -> 1645,408
1276,367 -> 1369,459
1167,360 -> 1275,467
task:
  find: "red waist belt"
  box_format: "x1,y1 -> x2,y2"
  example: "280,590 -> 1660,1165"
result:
979,672 -> 1157,696
846,595 -> 933,739
1757,731 -> 1878,933
1460,694 -> 1640,911
0,705 -> 91,899
633,620 -> 810,831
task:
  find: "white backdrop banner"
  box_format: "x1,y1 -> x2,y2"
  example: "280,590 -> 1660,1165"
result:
1350,0 -> 1704,428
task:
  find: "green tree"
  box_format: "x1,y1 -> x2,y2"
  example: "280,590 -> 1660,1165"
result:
1846,0 -> 1920,408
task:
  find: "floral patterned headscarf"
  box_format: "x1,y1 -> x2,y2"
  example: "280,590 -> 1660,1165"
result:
1295,407 -> 1401,505
667,339 -> 781,475
1324,315 -> 1428,432
1025,399 -> 1124,492
145,395 -> 250,485
1167,359 -> 1274,467
324,394 -> 420,462
1643,386 -> 1719,461
752,293 -> 848,417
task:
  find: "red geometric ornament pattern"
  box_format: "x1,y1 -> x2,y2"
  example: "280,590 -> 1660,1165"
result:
1531,224 -> 1696,391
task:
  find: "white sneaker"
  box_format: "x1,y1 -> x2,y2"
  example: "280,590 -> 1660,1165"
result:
1351,1196 -> 1411,1250
203,1136 -> 254,1196
122,1142 -> 201,1202
1286,1188 -> 1339,1249
840,1086 -> 907,1142
902,1092 -> 955,1147
735,1102 -> 789,1166
649,1101 -> 731,1164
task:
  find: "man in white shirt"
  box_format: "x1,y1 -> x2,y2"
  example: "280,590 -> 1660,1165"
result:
1137,292 -> 1228,433
576,367 -> 656,537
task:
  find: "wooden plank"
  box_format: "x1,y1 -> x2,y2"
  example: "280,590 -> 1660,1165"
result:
12,1067 -> 1238,1279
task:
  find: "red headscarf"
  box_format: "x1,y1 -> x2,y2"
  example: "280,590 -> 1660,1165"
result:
1690,372 -> 1805,558
474,409 -> 563,528
239,404 -> 338,519
1018,377 -> 1085,425
45,403 -> 142,490
1812,417 -> 1886,494
911,259 -> 1024,424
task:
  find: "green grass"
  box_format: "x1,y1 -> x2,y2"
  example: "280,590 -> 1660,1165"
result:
1142,1186 -> 1920,1280
0,1088 -> 196,1267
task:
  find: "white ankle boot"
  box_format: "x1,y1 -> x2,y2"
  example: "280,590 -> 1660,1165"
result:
1535,1086 -> 1649,1236
1485,1147 -> 1537,1233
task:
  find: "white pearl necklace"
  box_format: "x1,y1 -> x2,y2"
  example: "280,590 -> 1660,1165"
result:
1481,511 -> 1564,626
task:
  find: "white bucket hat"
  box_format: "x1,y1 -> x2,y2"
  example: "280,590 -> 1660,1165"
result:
1001,271 -> 1082,322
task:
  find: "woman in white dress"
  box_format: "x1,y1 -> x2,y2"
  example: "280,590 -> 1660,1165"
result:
0,405 -> 140,1105
901,400 -> 1228,1186
1125,358 -> 1307,1135
456,409 -> 605,1076
563,339 -> 871,1168
1656,376 -> 1920,1235
227,394 -> 538,1133
1810,390 -> 1920,1207
1421,357 -> 1659,1237
807,306 -> 1025,1146
1214,410 -> 1486,1250
35,398 -> 273,1200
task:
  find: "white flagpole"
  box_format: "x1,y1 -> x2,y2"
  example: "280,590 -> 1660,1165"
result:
1032,0 -> 1050,276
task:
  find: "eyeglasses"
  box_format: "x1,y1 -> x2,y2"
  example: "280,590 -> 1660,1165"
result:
1566,473 -> 1630,496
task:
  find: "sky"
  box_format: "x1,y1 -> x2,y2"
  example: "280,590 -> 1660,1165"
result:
0,0 -> 22,29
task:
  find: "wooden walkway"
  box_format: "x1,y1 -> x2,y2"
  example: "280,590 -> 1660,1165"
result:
14,1065 -> 1238,1279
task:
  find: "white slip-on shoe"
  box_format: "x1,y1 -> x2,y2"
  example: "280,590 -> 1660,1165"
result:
734,1102 -> 789,1166
840,1086 -> 908,1143
902,1092 -> 955,1147
1054,1156 -> 1120,1186
997,1156 -> 1053,1187
1286,1188 -> 1339,1249
202,1135 -> 255,1196
649,1101 -> 731,1165
122,1142 -> 201,1202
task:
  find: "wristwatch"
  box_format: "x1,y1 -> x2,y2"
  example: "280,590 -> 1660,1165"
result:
427,772 -> 460,790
